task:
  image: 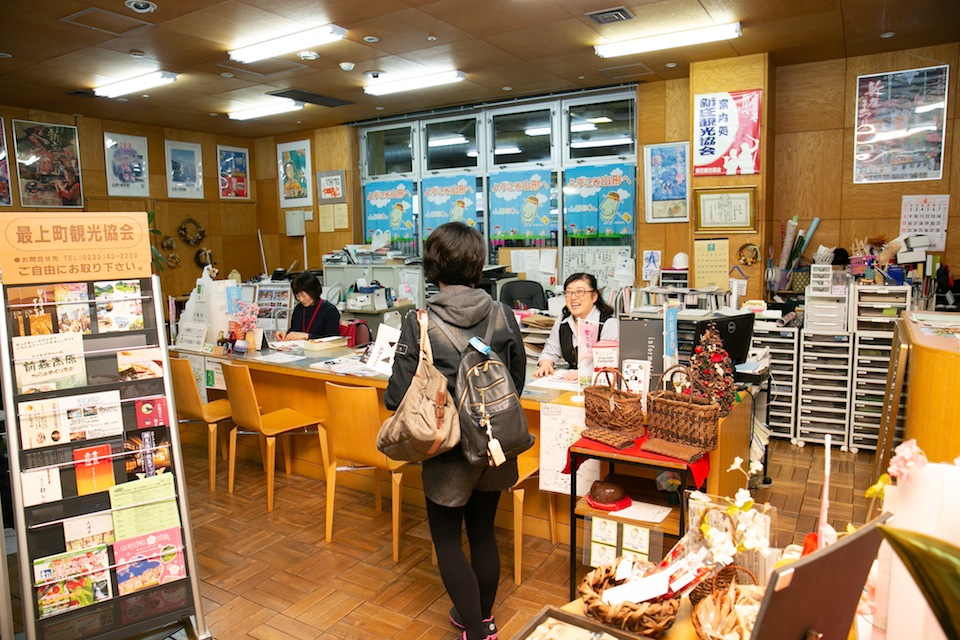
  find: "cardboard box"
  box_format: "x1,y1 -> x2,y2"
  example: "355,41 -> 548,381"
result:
346,292 -> 375,311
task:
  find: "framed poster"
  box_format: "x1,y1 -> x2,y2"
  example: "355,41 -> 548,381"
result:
0,118 -> 11,205
644,142 -> 689,223
694,186 -> 757,233
316,169 -> 346,205
277,139 -> 312,208
164,140 -> 203,199
692,89 -> 762,177
104,133 -> 149,197
217,145 -> 249,199
12,120 -> 83,208
854,64 -> 948,184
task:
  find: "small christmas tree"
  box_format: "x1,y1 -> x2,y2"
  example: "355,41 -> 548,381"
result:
690,323 -> 736,417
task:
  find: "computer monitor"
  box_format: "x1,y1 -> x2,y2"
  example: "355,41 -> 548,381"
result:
694,312 -> 755,365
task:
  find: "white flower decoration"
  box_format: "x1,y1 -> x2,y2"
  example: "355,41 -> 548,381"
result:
727,457 -> 744,473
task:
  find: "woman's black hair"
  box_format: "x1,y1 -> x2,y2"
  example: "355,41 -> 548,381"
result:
291,272 -> 322,304
560,272 -> 614,319
422,221 -> 485,286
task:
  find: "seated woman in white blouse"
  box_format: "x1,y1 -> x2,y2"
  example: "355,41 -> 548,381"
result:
534,272 -> 619,377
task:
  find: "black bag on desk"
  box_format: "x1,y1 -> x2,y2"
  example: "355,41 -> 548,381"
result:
431,301 -> 534,467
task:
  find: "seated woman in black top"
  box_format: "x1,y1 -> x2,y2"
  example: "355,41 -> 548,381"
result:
275,273 -> 340,341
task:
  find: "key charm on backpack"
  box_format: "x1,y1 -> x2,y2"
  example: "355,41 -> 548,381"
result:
486,425 -> 506,467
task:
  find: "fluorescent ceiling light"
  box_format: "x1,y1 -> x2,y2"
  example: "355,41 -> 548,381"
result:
595,21 -> 742,58
915,101 -> 945,114
587,116 -> 613,124
524,126 -> 551,136
570,137 -> 633,149
428,135 -> 468,147
93,70 -> 177,98
228,24 -> 347,64
494,146 -> 521,155
228,100 -> 304,121
363,70 -> 465,96
524,123 -> 595,136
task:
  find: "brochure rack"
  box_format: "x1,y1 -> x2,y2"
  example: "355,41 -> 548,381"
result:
0,212 -> 209,640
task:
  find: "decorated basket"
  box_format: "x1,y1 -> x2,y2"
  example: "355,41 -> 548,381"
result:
691,567 -> 764,640
578,556 -> 681,637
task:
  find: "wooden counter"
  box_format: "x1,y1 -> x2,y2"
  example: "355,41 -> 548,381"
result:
901,313 -> 960,462
171,346 -> 750,544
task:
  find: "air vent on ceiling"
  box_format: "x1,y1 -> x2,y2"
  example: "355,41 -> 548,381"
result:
585,7 -> 636,25
268,89 -> 352,108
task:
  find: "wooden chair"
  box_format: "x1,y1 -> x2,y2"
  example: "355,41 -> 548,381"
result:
220,362 -> 325,512
169,357 -> 232,492
510,451 -> 557,584
323,382 -> 406,562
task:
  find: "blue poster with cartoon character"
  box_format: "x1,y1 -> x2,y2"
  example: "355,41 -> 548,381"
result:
563,164 -> 635,239
363,180 -> 414,241
488,170 -> 552,244
421,174 -> 477,237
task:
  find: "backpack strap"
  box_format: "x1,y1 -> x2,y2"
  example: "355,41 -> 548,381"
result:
416,310 -> 437,364
428,298 -> 505,355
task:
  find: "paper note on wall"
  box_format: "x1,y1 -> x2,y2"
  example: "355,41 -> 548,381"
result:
694,238 -> 729,288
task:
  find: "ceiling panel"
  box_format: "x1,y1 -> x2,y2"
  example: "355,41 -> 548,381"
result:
416,0 -> 576,38
343,8 -> 474,55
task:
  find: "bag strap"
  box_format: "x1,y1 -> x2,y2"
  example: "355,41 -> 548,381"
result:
428,298 -> 504,356
416,310 -> 436,364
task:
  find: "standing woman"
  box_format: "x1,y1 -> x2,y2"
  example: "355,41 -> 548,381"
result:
275,272 -> 340,341
534,272 -> 619,377
385,222 -> 525,640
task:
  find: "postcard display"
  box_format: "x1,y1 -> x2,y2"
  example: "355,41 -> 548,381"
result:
0,277 -> 210,639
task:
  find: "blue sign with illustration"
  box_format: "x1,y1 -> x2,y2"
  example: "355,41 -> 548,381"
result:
563,163 -> 636,238
488,170 -> 552,242
363,180 -> 414,240
421,174 -> 478,237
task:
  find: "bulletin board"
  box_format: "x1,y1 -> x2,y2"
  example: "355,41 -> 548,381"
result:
562,246 -> 633,290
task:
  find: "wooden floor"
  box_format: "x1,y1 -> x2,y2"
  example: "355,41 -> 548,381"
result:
3,437 -> 876,639
176,438 -> 875,640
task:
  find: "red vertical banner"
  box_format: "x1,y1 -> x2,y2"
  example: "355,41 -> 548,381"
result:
693,89 -> 762,177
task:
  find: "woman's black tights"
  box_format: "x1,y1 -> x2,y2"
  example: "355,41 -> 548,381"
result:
426,491 -> 502,640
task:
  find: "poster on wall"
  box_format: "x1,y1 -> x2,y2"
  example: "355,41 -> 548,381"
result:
421,174 -> 477,237
164,140 -> 203,199
692,89 -> 762,177
854,64 -> 948,184
489,170 -> 552,248
13,120 -> 83,208
363,180 -> 414,241
643,142 -> 689,223
104,133 -> 149,198
217,145 -> 249,199
563,163 -> 635,239
277,139 -> 312,208
0,119 -> 11,206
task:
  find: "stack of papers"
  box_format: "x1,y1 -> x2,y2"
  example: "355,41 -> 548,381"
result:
308,357 -> 379,377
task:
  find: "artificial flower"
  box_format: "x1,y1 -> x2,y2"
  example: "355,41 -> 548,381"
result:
887,439 -> 927,483
727,457 -> 744,473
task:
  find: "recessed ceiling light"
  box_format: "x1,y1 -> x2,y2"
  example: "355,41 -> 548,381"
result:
665,62 -> 678,68
208,112 -> 218,117
129,50 -> 146,59
363,35 -> 380,43
502,86 -> 512,91
880,31 -> 895,38
375,106 -> 385,110
116,97 -> 128,102
578,75 -> 586,80
427,35 -> 437,41
124,0 -> 158,14
141,94 -> 150,98
298,51 -> 319,61
220,72 -> 234,78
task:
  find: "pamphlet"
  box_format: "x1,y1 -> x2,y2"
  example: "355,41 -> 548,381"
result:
120,581 -> 189,626
94,279 -> 143,332
17,398 -> 65,449
174,321 -> 207,351
116,347 -> 163,382
12,333 -> 87,394
124,429 -> 171,480
62,390 -> 124,441
135,397 -> 169,429
73,444 -> 117,496
114,527 -> 186,596
358,324 -> 401,376
54,282 -> 92,334
21,467 -> 64,507
63,513 -> 116,551
33,545 -> 113,619
109,474 -> 181,540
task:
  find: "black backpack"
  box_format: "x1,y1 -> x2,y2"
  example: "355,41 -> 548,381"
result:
430,301 -> 534,466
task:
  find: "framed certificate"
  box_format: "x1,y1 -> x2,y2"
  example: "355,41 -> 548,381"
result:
694,186 -> 757,233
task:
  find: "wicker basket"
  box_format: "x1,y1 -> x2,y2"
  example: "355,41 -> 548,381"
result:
688,564 -> 757,609
579,557 -> 681,637
583,368 -> 645,448
691,569 -> 764,640
645,365 -> 720,453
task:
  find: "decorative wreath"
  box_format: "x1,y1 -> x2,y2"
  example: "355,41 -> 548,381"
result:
178,218 -> 206,246
194,248 -> 214,269
165,253 -> 181,269
161,235 -> 176,251
737,243 -> 761,266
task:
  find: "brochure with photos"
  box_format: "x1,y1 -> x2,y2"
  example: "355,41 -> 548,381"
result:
114,527 -> 186,596
33,545 -> 112,619
94,279 -> 143,332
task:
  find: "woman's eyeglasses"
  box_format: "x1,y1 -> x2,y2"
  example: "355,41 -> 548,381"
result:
564,289 -> 594,298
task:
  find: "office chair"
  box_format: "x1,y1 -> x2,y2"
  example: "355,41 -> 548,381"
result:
499,279 -> 547,310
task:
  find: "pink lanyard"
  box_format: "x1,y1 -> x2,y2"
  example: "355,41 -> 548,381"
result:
303,303 -> 322,333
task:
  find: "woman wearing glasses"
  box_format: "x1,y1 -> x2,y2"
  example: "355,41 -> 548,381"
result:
533,272 -> 618,377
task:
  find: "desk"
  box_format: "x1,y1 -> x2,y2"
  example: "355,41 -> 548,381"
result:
565,395 -> 751,600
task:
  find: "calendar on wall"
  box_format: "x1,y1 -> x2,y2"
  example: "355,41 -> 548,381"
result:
693,238 -> 729,289
900,195 -> 949,252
